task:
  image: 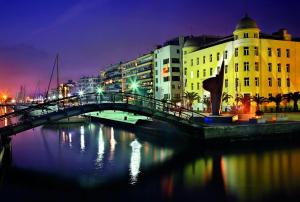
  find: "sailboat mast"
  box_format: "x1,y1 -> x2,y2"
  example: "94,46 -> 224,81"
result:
56,54 -> 60,93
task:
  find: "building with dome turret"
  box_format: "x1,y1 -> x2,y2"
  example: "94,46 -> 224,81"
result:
183,14 -> 300,112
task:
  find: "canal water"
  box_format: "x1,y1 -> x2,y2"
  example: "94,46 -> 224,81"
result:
1,107 -> 300,201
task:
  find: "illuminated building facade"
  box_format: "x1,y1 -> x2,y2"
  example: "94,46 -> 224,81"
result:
183,15 -> 300,111
154,37 -> 187,100
101,63 -> 123,92
122,53 -> 154,97
77,76 -> 101,94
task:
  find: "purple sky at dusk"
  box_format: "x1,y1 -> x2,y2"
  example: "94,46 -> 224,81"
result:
0,0 -> 299,96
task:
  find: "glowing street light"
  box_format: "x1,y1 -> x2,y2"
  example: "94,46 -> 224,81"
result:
67,93 -> 71,97
52,95 -> 56,100
78,90 -> 84,97
97,86 -> 103,94
130,81 -> 139,91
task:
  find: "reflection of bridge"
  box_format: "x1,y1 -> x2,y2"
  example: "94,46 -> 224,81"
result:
0,92 -> 207,138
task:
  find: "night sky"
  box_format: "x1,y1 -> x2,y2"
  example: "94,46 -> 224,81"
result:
0,0 -> 299,96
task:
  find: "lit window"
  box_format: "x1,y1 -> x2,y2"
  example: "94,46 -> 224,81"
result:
244,47 -> 249,55
244,77 -> 250,86
191,71 -> 194,79
268,78 -> 272,87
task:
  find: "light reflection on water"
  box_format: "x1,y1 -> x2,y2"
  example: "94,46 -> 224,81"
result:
11,122 -> 174,186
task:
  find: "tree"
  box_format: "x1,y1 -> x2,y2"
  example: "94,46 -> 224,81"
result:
284,92 -> 300,112
235,94 -> 250,113
268,94 -> 284,112
221,92 -> 233,104
202,96 -> 211,113
250,95 -> 267,111
184,92 -> 199,110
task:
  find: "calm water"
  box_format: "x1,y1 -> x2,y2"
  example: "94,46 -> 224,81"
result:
1,107 -> 300,201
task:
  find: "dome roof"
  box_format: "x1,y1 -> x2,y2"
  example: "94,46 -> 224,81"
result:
235,14 -> 258,30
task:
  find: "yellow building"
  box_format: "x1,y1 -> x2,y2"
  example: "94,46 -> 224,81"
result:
183,15 -> 300,112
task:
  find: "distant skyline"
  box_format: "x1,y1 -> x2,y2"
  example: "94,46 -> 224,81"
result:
0,0 -> 299,96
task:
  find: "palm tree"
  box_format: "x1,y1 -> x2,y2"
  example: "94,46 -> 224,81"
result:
202,96 -> 211,113
284,92 -> 300,112
184,92 -> 199,110
222,92 -> 233,104
268,94 -> 283,112
250,95 -> 267,111
235,94 -> 250,113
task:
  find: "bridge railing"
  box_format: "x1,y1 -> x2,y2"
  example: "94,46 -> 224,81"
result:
0,92 -> 206,128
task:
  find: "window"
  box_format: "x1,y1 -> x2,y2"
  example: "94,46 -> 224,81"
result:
155,87 -> 158,92
197,70 -> 200,78
176,49 -> 180,54
217,52 -> 220,61
196,57 -> 200,65
154,54 -> 157,59
191,83 -> 194,90
277,48 -> 281,57
244,33 -> 249,38
278,78 -> 281,87
225,79 -> 228,88
172,84 -> 175,89
210,68 -> 213,76
155,70 -> 158,75
235,48 -> 238,57
268,78 -> 272,87
197,82 -> 200,90
191,71 -> 194,79
191,59 -> 193,66
286,49 -> 290,58
268,93 -> 272,97
172,76 -> 180,81
172,67 -> 180,72
235,63 -> 239,72
244,47 -> 249,55
268,48 -> 272,57
254,47 -> 259,56
287,78 -> 290,87
203,56 -> 206,64
244,77 -> 250,86
255,62 -> 259,71
203,69 -> 206,77
234,35 -> 238,40
155,62 -> 157,67
164,94 -> 169,99
155,78 -> 158,83
286,64 -> 290,73
171,58 -> 180,63
224,51 -> 228,59
268,63 -> 272,72
254,33 -> 258,38
255,77 -> 259,86
225,65 -> 228,74
163,58 -> 169,64
277,63 -> 281,72
210,54 -> 212,62
163,76 -> 169,82
184,68 -> 187,75
244,62 -> 249,71
235,78 -> 239,89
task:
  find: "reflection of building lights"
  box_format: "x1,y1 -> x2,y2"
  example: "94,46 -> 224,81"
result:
58,94 -> 63,99
68,132 -> 72,147
4,118 -> 7,126
96,127 -> 105,168
78,90 -> 84,96
67,93 -> 71,97
80,126 -> 85,151
52,95 -> 56,100
109,127 -> 117,161
129,139 -> 142,184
